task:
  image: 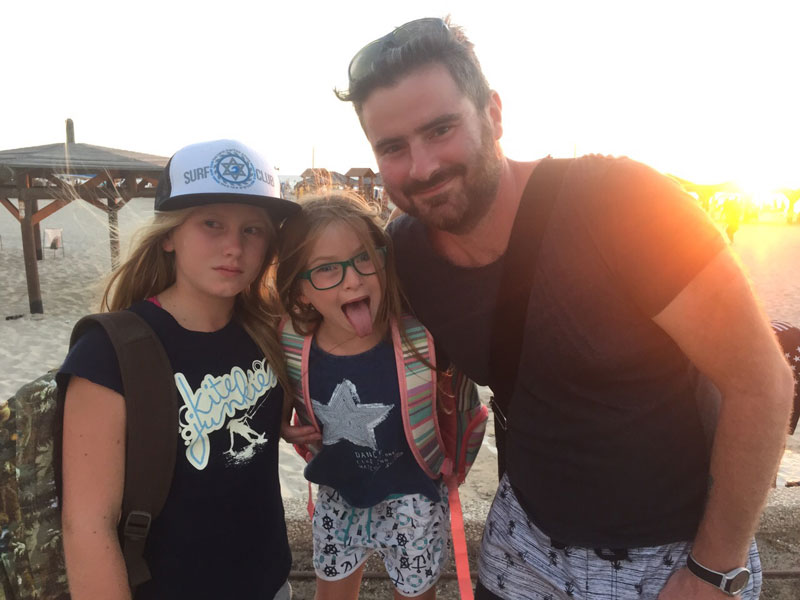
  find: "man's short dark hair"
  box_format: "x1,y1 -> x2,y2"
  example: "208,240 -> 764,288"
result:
335,18 -> 492,120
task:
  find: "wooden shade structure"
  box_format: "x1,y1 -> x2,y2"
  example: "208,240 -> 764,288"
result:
299,168 -> 350,188
0,120 -> 168,313
345,167 -> 379,201
667,174 -> 744,211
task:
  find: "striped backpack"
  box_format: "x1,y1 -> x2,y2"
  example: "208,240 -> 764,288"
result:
280,313 -> 488,600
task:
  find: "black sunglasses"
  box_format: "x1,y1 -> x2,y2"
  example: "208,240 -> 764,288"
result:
347,17 -> 448,84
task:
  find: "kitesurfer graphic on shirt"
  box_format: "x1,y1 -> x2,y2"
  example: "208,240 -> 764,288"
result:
176,358 -> 278,470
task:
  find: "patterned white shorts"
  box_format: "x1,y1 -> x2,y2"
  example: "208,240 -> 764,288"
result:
312,484 -> 451,597
477,474 -> 763,599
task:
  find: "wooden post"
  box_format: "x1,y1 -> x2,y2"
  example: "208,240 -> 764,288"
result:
107,197 -> 120,269
66,118 -> 75,144
33,198 -> 43,260
19,188 -> 44,313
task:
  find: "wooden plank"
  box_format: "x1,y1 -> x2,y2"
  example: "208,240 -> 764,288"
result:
108,198 -> 120,269
31,198 -> 69,226
20,190 -> 44,313
80,196 -> 110,212
46,174 -> 72,190
0,196 -> 20,221
26,188 -> 69,201
33,199 -> 42,260
123,176 -> 138,195
80,173 -> 109,190
138,176 -> 159,198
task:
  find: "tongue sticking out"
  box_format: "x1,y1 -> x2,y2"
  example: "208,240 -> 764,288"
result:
342,299 -> 374,337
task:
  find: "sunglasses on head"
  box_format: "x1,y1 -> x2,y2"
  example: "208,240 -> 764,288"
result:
347,17 -> 449,85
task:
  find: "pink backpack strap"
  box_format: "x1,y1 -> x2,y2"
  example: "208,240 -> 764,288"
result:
279,318 -> 320,519
279,318 -> 319,433
445,474 -> 474,600
391,315 -> 447,478
391,315 -> 475,600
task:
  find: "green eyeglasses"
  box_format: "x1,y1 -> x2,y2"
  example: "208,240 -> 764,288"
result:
299,247 -> 388,291
347,17 -> 449,85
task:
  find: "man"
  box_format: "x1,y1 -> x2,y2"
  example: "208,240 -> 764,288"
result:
336,17 -> 794,600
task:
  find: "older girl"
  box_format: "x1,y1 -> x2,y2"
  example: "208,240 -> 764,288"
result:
59,140 -> 297,599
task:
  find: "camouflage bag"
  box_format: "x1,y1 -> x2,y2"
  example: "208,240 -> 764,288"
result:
0,311 -> 177,599
0,372 -> 68,600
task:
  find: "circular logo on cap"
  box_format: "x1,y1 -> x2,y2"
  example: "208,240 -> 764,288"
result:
211,149 -> 256,189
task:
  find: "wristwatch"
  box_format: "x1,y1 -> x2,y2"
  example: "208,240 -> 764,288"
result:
687,553 -> 751,596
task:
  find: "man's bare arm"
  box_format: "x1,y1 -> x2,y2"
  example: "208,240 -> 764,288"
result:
653,249 -> 793,597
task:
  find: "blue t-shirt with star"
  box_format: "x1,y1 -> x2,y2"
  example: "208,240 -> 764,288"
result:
304,338 -> 441,507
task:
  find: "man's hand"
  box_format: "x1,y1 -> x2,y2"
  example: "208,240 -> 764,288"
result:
659,568 -> 729,599
281,422 -> 322,447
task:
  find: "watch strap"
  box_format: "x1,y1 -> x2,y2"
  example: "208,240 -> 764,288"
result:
687,553 -> 750,596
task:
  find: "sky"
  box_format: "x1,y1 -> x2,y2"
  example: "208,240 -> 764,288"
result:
3,0 -> 799,190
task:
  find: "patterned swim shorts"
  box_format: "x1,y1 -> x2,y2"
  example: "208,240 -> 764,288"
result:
477,474 -> 763,599
312,484 -> 451,597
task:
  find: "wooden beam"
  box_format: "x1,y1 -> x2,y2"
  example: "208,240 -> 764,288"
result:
107,197 -> 121,269
80,173 -> 110,190
123,176 -> 138,196
20,190 -> 44,313
79,196 -> 111,212
1,196 -> 20,221
46,174 -> 72,191
33,199 -> 43,260
28,188 -> 71,201
31,198 -> 70,226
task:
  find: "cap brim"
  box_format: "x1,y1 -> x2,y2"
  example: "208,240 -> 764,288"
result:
156,192 -> 300,223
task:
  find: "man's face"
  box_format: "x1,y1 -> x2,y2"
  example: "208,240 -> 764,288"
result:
360,63 -> 502,234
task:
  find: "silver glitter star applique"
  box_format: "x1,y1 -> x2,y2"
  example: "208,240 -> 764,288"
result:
312,379 -> 393,451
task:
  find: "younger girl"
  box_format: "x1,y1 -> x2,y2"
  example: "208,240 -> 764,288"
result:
58,140 -> 297,600
277,192 -> 450,600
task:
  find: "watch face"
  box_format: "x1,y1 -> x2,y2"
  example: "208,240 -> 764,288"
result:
728,569 -> 750,594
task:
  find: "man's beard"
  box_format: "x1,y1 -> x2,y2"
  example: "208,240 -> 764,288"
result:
387,120 -> 502,234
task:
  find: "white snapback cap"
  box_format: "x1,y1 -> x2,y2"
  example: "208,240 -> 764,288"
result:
155,139 -> 298,222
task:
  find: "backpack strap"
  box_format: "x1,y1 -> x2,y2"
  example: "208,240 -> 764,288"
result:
68,311 -> 177,589
488,157 -> 571,478
392,314 -> 476,600
450,370 -> 489,484
391,315 -> 445,478
278,318 -> 320,436
278,318 -> 320,518
444,473 -> 473,600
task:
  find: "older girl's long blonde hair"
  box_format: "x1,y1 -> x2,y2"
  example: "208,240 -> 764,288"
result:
100,206 -> 290,391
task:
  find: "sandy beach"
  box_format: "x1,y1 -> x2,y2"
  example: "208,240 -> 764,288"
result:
1,197 -> 798,506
